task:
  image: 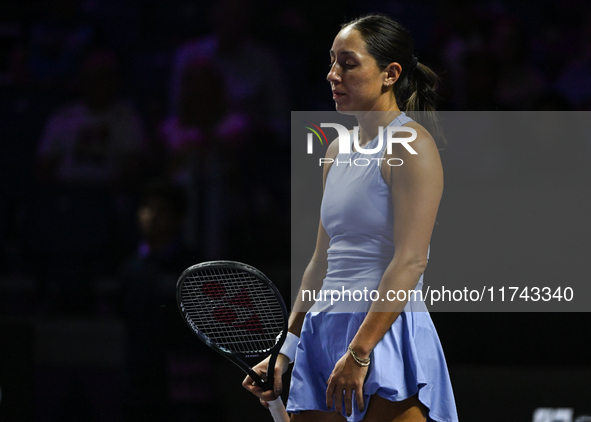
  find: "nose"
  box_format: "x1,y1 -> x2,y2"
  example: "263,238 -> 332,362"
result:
326,63 -> 341,84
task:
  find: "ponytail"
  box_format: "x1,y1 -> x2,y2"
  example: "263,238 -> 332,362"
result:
404,61 -> 445,147
405,62 -> 439,112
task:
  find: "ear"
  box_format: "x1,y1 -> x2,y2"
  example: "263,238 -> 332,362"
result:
384,62 -> 402,87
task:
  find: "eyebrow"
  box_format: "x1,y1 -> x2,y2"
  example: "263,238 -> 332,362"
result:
329,50 -> 356,56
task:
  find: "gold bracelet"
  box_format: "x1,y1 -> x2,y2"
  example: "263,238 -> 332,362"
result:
348,345 -> 370,367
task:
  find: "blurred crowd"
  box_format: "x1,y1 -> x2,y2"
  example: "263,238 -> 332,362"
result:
0,0 -> 590,420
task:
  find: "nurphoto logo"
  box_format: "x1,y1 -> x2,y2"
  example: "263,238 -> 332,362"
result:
304,122 -> 418,167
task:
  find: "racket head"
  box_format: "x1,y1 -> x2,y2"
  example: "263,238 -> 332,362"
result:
176,260 -> 288,360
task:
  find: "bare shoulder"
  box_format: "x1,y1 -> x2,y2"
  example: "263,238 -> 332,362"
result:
388,120 -> 439,160
402,120 -> 437,155
381,121 -> 442,186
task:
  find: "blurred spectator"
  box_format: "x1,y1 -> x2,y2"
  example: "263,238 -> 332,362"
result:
161,58 -> 249,184
29,50 -> 148,313
169,0 -> 288,137
161,58 -> 252,258
36,50 -> 146,190
120,180 -> 219,421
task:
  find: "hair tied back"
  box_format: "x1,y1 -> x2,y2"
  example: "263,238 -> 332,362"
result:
409,56 -> 419,77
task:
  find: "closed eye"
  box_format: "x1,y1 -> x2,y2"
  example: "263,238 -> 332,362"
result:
328,61 -> 356,70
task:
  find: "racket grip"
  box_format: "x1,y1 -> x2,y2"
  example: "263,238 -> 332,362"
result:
268,397 -> 289,422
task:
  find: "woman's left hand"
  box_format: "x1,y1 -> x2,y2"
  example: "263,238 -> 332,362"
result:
326,351 -> 368,417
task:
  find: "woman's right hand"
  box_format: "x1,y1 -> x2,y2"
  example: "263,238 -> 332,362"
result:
242,353 -> 290,408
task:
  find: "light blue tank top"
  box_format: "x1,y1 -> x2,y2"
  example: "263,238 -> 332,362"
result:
313,112 -> 426,312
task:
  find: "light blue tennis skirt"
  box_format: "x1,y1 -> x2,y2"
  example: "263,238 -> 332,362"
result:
286,312 -> 458,422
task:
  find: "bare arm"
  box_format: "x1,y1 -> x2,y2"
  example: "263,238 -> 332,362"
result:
349,122 -> 443,356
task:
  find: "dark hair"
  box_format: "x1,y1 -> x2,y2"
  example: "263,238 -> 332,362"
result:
342,14 -> 443,144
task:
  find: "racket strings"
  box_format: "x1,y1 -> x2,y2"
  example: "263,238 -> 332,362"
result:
180,267 -> 285,354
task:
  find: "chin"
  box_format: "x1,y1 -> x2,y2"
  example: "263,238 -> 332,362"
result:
334,102 -> 357,115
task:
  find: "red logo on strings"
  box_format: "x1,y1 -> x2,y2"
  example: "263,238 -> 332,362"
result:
204,285 -> 264,334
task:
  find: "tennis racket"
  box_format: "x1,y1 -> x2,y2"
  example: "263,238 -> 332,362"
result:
176,260 -> 290,422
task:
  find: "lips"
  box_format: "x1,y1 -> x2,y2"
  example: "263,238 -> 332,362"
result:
332,90 -> 345,100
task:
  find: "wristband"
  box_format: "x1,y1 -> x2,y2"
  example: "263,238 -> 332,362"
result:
279,332 -> 300,363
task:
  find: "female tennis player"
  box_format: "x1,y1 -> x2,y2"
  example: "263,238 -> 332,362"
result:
243,14 -> 458,422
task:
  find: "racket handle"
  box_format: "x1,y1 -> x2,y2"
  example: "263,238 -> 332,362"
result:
268,397 -> 289,422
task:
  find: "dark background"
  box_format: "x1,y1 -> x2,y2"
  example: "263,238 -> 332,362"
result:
1,0 -> 590,421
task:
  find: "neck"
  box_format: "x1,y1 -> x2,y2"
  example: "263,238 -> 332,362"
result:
355,108 -> 401,146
